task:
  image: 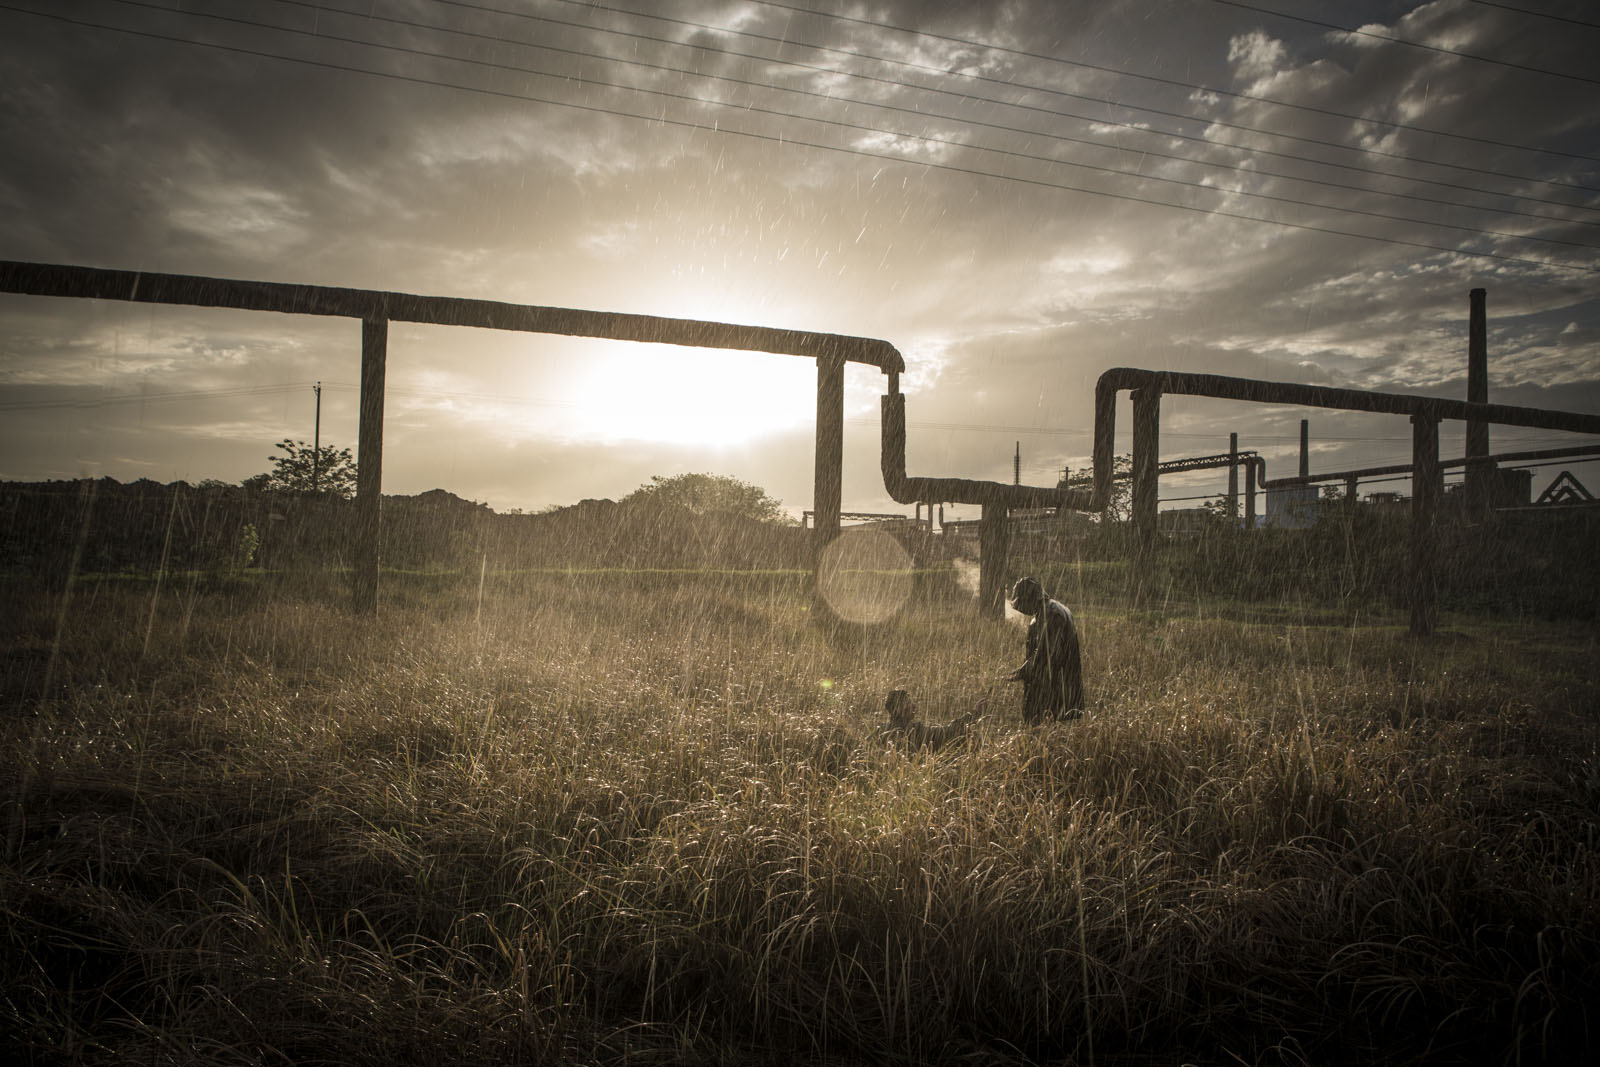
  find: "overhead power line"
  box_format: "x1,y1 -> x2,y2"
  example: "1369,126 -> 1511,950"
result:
1467,0 -> 1600,31
397,4 -> 1592,219
528,0 -> 1600,170
263,0 -> 1598,230
81,0 -> 1600,254
0,382 -> 316,412
498,8 -> 1600,207
1207,0 -> 1600,87
512,0 -> 1600,179
5,3 -> 1596,275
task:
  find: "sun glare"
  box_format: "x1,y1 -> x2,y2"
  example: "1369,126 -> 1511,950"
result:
559,341 -> 818,447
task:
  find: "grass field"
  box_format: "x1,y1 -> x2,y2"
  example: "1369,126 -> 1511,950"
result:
3,568 -> 1598,1064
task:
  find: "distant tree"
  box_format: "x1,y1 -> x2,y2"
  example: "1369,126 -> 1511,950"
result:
622,473 -> 792,524
1060,453 -> 1133,522
246,438 -> 357,498
234,523 -> 259,571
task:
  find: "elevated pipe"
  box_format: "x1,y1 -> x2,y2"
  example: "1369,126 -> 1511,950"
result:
1240,443 -> 1600,491
1063,450 -> 1259,486
1092,368 -> 1600,508
0,261 -> 904,373
1092,367 -> 1600,635
880,390 -> 1092,511
881,385 -> 1094,615
3,260 -> 907,615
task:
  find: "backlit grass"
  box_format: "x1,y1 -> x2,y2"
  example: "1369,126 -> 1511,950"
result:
3,571 -> 1597,1064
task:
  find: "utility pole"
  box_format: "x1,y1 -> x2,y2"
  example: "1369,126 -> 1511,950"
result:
312,381 -> 322,493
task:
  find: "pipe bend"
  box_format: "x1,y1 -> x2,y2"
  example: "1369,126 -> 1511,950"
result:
881,392 -> 1091,511
1090,369 -> 1160,512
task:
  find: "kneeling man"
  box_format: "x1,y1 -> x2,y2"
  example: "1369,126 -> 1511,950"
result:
1005,576 -> 1085,722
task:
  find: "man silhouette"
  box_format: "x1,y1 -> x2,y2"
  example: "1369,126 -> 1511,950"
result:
1005,576 -> 1084,722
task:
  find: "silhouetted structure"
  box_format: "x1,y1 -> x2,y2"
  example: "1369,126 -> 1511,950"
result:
1,260 -> 903,613
1087,360 -> 1600,634
1536,471 -> 1596,507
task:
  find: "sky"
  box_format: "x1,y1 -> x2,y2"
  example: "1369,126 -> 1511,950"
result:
1,0 -> 1597,520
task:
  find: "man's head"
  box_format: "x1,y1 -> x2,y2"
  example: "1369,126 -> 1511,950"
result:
1009,576 -> 1045,615
885,688 -> 916,727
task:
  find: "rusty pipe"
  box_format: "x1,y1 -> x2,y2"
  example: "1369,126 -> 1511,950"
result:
881,391 -> 1093,511
1093,367 -> 1600,507
0,260 -> 906,374
1241,443 -> 1600,490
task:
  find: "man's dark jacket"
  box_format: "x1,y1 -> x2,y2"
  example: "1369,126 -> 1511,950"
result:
1017,597 -> 1084,721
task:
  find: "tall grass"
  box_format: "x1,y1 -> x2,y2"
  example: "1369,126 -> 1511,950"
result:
3,570 -> 1597,1064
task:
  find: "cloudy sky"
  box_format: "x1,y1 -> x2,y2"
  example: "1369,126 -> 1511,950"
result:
2,0 -> 1597,519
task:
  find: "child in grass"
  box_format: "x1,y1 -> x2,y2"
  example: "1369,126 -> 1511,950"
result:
879,689 -> 985,752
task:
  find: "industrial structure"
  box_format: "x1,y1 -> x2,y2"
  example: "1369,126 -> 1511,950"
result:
5,262 -> 1598,635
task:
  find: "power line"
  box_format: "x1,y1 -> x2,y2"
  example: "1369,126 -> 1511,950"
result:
1467,0 -> 1600,31
256,0 -> 1600,231
7,3 -> 1596,275
88,0 -> 1600,222
78,1 -> 1600,255
533,0 -> 1600,171
1207,0 -> 1600,86
513,3 -> 1590,210
0,382 -> 316,412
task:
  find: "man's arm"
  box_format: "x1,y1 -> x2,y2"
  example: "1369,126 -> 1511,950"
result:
1008,619 -> 1043,681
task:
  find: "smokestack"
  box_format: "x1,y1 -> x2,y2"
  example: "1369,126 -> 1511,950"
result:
1014,441 -> 1020,486
1299,419 -> 1309,479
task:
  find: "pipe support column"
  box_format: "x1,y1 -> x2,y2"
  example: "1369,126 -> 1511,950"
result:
1245,460 -> 1257,531
1410,412 -> 1441,637
813,354 -> 844,560
979,503 -> 1010,619
1228,432 -> 1239,522
353,317 -> 387,615
1131,386 -> 1161,584
1465,288 -> 1491,515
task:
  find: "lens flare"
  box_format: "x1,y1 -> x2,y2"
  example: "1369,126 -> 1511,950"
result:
816,528 -> 914,624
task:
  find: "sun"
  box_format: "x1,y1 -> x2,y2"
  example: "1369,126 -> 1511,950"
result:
471,279 -> 846,449
559,342 -> 819,447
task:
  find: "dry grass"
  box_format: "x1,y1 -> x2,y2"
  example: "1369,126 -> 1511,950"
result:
3,570 -> 1598,1065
